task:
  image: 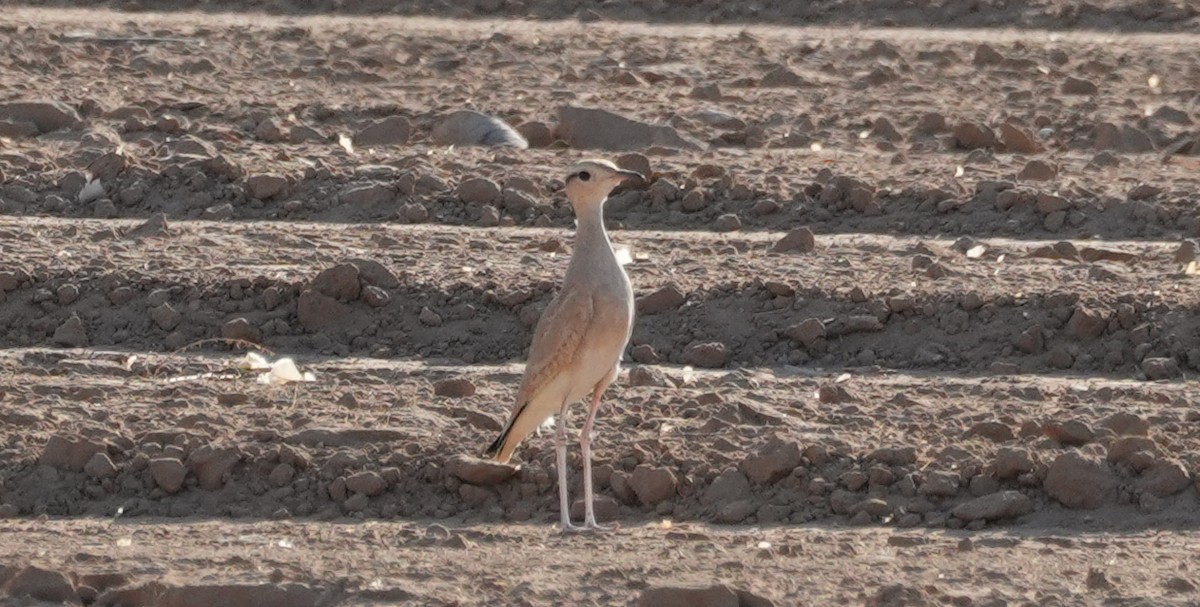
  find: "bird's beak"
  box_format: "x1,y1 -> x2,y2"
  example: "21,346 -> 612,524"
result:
615,169 -> 645,184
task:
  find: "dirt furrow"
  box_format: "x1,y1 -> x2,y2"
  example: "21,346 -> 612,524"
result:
2,217 -> 1197,375
1,9 -> 1197,240
3,519 -> 1199,606
2,351 -> 1197,530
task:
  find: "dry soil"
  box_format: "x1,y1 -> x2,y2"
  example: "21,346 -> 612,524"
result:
0,3 -> 1199,606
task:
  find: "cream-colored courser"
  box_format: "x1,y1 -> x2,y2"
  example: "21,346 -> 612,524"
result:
483,159 -> 642,532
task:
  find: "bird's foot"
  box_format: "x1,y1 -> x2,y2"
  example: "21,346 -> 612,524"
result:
586,520 -> 620,533
560,519 -> 620,534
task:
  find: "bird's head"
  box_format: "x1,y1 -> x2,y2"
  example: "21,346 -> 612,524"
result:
563,159 -> 644,211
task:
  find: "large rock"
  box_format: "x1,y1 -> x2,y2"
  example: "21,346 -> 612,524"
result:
740,440 -> 801,485
39,435 -> 107,471
516,121 -> 554,147
0,119 -> 38,138
556,106 -> 704,151
186,445 -> 243,491
772,227 -> 816,253
1044,452 -> 1117,509
1031,195 -> 1070,222
446,454 -> 517,486
346,258 -> 400,289
309,263 -> 361,301
1138,458 -> 1191,497
433,378 -> 476,397
638,585 -> 738,607
0,270 -> 27,292
0,100 -> 81,134
993,447 -> 1036,478
430,110 -> 527,148
919,470 -> 960,497
703,469 -> 751,506
2,566 -> 79,604
683,342 -> 730,368
868,584 -> 929,607
1142,357 -> 1181,380
149,458 -> 187,493
1065,306 -> 1106,339
951,490 -> 1033,521
998,123 -> 1041,154
221,318 -> 263,343
344,471 -> 388,497
1100,412 -> 1150,437
150,303 -> 183,331
1061,76 -> 1098,95
716,499 -> 759,524
339,183 -> 393,206
760,65 -> 809,87
784,318 -> 825,347
52,314 -> 89,347
637,584 -> 774,607
972,44 -> 1005,65
953,121 -> 996,149
629,464 -> 677,505
457,177 -> 501,205
1107,436 -> 1157,467
84,452 -> 118,479
297,290 -> 352,332
636,285 -> 686,315
88,151 -> 128,180
1093,122 -> 1155,153
126,213 -> 170,239
1044,419 -> 1094,446
353,116 -> 412,146
98,582 -> 325,607
968,420 -> 1014,443
246,174 -> 288,200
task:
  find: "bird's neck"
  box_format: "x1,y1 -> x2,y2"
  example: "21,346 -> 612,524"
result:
571,200 -> 614,259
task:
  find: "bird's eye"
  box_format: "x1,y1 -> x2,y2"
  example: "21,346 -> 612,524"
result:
578,171 -> 591,182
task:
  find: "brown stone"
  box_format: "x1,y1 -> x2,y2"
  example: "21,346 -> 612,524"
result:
433,378 -> 476,398
296,289 -> 351,332
784,318 -> 826,347
772,227 -> 816,253
998,123 -> 1041,154
186,445 -> 243,491
636,285 -> 686,315
446,454 -> 517,486
310,263 -> 361,301
740,440 -> 801,485
353,115 -> 412,146
149,458 -> 187,493
683,342 -> 730,368
1062,76 -> 1098,95
1065,306 -> 1106,339
629,465 -> 677,506
1018,160 -> 1056,181
953,122 -> 996,149
1044,452 -> 1117,509
39,435 -> 106,472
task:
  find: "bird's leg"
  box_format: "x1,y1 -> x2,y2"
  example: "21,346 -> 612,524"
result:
579,373 -> 619,532
555,398 -> 580,532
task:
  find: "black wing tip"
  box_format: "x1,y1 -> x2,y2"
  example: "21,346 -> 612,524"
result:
483,401 -> 524,460
482,430 -> 507,459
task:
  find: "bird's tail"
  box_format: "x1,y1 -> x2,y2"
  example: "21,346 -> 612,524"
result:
482,424 -> 511,462
483,398 -> 542,463
482,408 -> 521,463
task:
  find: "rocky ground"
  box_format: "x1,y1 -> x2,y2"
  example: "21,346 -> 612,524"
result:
0,3 -> 1199,606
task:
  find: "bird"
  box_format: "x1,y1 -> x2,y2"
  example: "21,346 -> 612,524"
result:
482,158 -> 643,532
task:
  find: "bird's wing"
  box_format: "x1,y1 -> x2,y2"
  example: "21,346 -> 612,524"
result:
513,287 -> 595,408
